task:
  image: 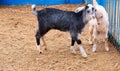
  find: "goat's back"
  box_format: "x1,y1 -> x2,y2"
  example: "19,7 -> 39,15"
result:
37,8 -> 84,32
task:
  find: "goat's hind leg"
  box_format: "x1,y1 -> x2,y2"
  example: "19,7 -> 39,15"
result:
41,37 -> 47,50
104,31 -> 109,51
36,30 -> 43,54
105,38 -> 109,51
70,39 -> 76,54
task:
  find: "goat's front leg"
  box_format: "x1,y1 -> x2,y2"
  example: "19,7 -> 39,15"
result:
88,25 -> 94,44
76,38 -> 87,57
92,38 -> 97,52
71,37 -> 88,57
70,32 -> 87,57
92,26 -> 97,52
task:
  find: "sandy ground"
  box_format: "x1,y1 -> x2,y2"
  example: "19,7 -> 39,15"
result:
0,4 -> 120,71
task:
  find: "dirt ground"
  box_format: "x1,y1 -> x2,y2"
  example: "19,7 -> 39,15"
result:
0,4 -> 120,71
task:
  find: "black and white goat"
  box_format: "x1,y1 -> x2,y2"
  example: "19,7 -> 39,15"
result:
32,4 -> 96,57
75,2 -> 109,52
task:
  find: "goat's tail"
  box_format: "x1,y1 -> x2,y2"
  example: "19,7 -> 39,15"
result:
93,0 -> 98,6
31,4 -> 38,16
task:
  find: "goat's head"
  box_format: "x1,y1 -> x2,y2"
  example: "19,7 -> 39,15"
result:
75,4 -> 96,15
75,4 -> 97,23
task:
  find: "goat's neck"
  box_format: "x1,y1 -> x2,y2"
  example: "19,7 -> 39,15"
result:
82,12 -> 88,24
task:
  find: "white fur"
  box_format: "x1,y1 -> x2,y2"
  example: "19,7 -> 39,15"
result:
31,4 -> 38,16
70,46 -> 76,54
88,0 -> 109,52
32,4 -> 36,9
78,45 -> 87,57
93,0 -> 108,21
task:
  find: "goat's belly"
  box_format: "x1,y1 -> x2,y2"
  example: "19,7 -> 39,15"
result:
52,23 -> 70,31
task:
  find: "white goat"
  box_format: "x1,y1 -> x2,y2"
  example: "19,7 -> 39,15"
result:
88,0 -> 109,52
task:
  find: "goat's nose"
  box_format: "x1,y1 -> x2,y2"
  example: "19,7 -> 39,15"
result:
95,9 -> 97,12
98,23 -> 100,25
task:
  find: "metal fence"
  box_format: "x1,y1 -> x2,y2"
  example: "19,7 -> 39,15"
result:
86,0 -> 120,49
105,0 -> 120,49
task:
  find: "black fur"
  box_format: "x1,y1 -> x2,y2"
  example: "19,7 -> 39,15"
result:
33,7 -> 89,46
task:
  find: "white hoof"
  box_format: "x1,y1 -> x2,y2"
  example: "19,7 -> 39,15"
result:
36,45 -> 43,54
71,51 -> 77,54
81,52 -> 88,58
37,49 -> 43,54
92,44 -> 97,52
105,47 -> 109,52
78,45 -> 87,58
70,46 -> 76,54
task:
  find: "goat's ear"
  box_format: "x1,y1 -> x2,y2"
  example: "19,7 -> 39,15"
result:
85,5 -> 89,10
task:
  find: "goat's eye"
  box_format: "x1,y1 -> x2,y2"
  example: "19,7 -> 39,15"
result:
95,9 -> 97,12
87,10 -> 90,13
92,8 -> 94,11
